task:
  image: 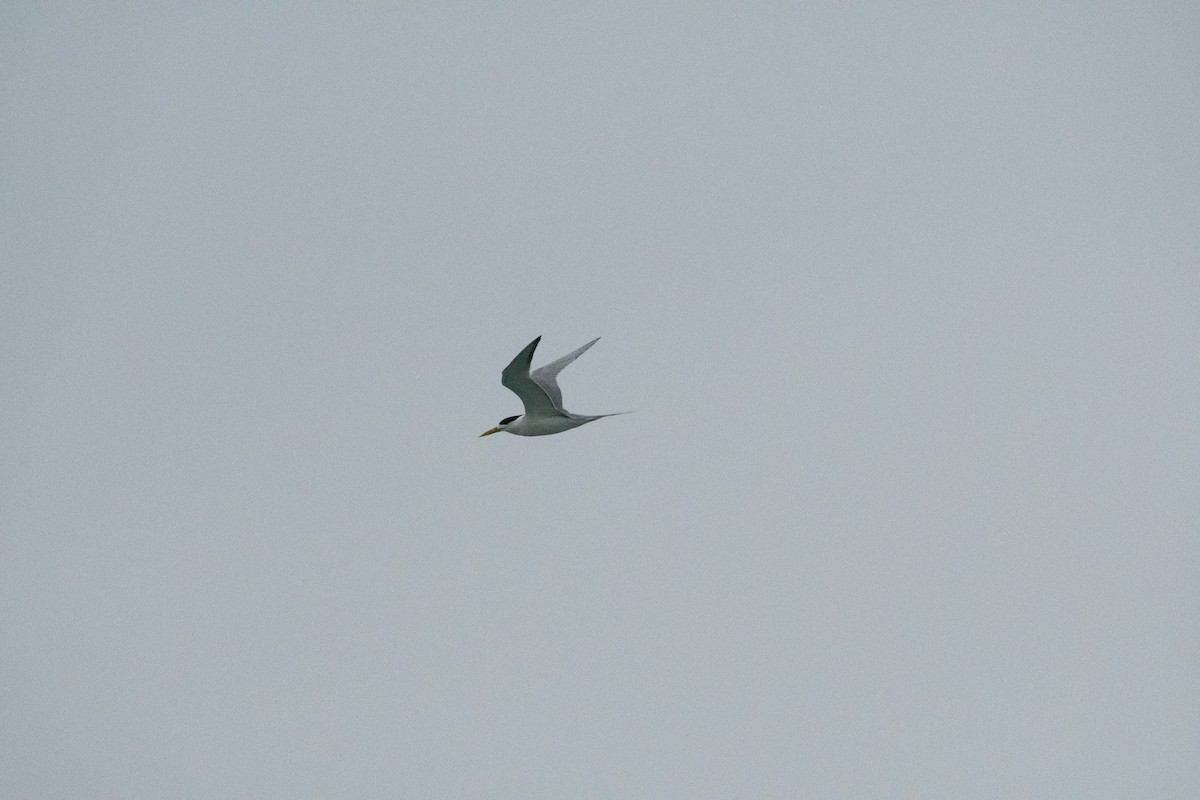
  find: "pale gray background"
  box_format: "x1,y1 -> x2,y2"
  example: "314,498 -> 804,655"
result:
3,3 -> 1198,798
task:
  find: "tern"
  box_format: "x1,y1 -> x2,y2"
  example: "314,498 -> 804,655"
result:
480,336 -> 625,437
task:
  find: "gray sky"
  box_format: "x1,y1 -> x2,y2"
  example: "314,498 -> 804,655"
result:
4,3 -> 1198,798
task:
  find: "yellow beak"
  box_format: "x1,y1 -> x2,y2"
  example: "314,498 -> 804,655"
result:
479,427 -> 502,437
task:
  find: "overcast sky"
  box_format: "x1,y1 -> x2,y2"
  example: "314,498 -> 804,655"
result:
3,3 -> 1198,798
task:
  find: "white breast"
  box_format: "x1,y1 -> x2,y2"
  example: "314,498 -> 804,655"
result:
505,414 -> 593,436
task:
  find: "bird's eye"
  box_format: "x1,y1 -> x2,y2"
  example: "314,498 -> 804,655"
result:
500,415 -> 519,425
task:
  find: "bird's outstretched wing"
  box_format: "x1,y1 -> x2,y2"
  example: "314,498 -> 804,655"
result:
530,337 -> 600,411
501,336 -> 561,418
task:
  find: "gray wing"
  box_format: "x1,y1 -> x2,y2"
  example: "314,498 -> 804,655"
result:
530,337 -> 600,411
501,336 -> 562,418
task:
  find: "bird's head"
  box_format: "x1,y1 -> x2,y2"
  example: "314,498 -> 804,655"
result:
479,414 -> 520,437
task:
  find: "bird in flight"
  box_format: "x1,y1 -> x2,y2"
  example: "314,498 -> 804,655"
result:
480,336 -> 626,437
